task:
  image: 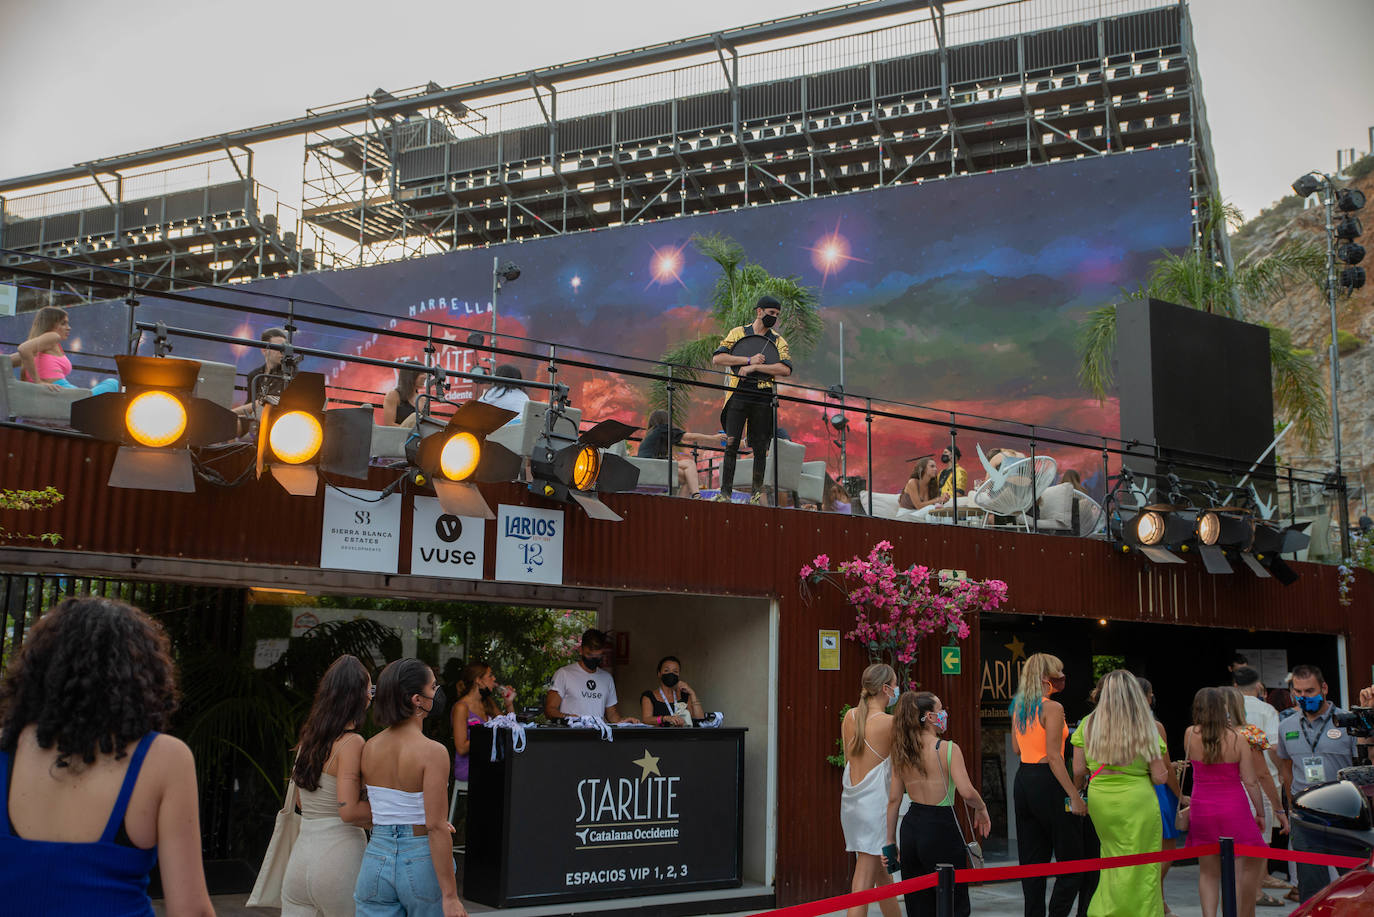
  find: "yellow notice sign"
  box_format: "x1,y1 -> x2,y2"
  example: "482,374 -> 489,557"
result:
819,629 -> 841,671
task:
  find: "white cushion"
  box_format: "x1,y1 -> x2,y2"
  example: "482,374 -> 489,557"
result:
1036,482 -> 1076,529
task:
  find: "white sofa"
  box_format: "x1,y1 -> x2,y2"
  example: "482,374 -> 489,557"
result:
2,357 -> 235,424
608,440 -> 679,493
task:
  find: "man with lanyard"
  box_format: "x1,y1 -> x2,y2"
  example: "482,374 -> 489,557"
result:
1276,664 -> 1364,902
710,295 -> 793,505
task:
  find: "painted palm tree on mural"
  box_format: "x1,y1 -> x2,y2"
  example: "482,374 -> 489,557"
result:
651,233 -> 823,423
1078,197 -> 1330,449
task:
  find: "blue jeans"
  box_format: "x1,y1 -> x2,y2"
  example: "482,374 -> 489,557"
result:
353,825 -> 453,916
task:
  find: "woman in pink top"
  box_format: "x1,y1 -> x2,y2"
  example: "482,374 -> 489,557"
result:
11,306 -> 117,395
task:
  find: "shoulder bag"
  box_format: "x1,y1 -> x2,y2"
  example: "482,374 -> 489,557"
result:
247,756 -> 302,908
935,740 -> 985,869
1174,761 -> 1191,833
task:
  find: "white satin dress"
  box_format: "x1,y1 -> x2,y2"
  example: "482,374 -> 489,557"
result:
841,740 -> 909,855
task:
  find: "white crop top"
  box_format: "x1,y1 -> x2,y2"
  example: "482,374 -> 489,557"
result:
366,785 -> 427,825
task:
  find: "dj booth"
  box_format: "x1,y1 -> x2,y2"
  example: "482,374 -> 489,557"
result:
463,726 -> 746,908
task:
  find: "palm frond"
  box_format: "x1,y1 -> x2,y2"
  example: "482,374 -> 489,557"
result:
1267,325 -> 1330,452
649,334 -> 729,427
1146,250 -> 1237,317
1076,303 -> 1119,402
1236,240 -> 1327,306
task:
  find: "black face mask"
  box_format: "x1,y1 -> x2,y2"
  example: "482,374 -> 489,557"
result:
478,686 -> 493,700
421,686 -> 447,719
661,672 -> 680,687
582,655 -> 601,671
760,313 -> 778,328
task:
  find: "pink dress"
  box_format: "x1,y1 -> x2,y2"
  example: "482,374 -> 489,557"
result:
1186,760 -> 1265,846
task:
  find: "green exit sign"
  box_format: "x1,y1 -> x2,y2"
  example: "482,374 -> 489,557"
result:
941,645 -> 962,676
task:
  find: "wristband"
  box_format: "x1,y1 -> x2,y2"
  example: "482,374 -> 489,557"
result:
655,716 -> 662,726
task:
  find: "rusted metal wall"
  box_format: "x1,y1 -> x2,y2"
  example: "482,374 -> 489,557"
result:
2,426 -> 1368,905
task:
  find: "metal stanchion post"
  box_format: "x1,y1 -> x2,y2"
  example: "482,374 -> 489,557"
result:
866,399 -> 874,517
666,368 -> 675,495
771,387 -> 780,506
948,422 -> 959,524
936,863 -> 956,917
1220,837 -> 1237,917
1029,430 -> 1039,533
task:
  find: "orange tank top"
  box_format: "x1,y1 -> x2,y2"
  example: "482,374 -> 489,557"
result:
1014,710 -> 1070,764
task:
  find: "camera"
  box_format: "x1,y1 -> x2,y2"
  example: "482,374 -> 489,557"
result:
1334,707 -> 1374,738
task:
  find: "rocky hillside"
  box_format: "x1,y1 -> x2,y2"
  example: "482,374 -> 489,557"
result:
1236,157 -> 1374,505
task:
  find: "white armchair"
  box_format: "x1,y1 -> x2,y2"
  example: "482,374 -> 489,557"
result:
608,441 -> 679,493
732,439 -> 805,498
798,460 -> 827,505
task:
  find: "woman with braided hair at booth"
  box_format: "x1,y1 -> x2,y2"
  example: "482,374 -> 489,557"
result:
837,663 -> 902,917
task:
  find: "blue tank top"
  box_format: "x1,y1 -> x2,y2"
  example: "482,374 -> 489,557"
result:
0,732 -> 160,916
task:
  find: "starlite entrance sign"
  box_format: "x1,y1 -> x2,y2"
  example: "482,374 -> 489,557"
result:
941,645 -> 962,676
494,503 -> 564,585
411,495 -> 485,580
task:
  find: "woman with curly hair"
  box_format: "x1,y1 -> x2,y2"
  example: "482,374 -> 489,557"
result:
0,596 -> 213,916
281,655 -> 374,916
356,658 -> 465,917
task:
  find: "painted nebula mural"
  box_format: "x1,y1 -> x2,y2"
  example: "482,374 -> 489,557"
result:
5,146 -> 1192,495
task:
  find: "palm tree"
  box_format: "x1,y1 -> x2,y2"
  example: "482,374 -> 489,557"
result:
650,233 -> 824,424
1077,197 -> 1329,449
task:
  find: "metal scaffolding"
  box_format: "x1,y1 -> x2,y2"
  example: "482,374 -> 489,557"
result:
0,0 -> 1224,291
300,0 -> 1222,266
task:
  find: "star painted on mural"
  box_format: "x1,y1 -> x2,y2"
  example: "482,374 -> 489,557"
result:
633,749 -> 661,781
1004,635 -> 1026,664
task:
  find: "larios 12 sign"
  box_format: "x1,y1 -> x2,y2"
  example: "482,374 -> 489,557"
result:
494,504 -> 564,585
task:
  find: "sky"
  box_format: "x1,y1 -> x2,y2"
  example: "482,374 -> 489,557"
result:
1,0 -> 1372,225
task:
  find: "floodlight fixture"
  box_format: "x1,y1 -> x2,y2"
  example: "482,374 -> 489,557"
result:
256,372 -> 373,496
1118,505 -> 1194,564
1339,243 -> 1366,266
410,400 -> 521,519
497,262 -> 521,284
1337,188 -> 1367,213
828,412 -> 850,431
530,416 -> 641,521
1292,173 -> 1325,198
1336,216 -> 1363,242
70,355 -> 237,492
1341,266 -> 1367,291
1193,508 -> 1257,575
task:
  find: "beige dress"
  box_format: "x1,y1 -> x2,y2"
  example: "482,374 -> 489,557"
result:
281,772 -> 368,916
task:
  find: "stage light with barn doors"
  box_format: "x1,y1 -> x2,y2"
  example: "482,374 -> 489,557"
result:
1193,508 -> 1256,575
256,372 -> 372,496
408,400 -> 522,519
1118,505 -> 1195,564
530,419 -> 641,521
1246,519 -> 1312,586
70,355 -> 237,492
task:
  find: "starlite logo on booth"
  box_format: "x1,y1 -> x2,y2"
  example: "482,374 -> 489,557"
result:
572,750 -> 681,851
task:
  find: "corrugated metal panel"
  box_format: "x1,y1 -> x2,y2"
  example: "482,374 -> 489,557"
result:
1,427 -> 1366,905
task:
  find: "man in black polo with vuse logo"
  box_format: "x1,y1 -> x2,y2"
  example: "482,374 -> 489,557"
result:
710,294 -> 793,505
1276,664 -> 1361,902
544,629 -> 640,723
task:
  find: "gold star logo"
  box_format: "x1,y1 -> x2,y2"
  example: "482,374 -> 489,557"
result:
633,749 -> 661,781
1004,635 -> 1026,664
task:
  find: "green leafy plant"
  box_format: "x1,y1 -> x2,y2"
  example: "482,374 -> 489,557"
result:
1077,196 -> 1330,450
0,486 -> 63,545
650,233 -> 823,426
826,703 -> 854,769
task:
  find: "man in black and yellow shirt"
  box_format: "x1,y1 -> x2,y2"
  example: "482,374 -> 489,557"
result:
710,295 -> 794,503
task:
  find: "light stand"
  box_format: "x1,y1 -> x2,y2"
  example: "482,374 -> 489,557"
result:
1294,170 -> 1365,559
489,258 -> 521,371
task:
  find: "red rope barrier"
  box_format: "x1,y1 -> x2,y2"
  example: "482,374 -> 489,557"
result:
748,843 -> 1371,916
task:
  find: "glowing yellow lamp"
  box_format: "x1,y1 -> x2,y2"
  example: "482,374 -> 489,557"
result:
124,391 -> 187,448
572,445 -> 601,491
438,432 -> 481,481
269,411 -> 324,464
1197,512 -> 1221,546
1135,510 -> 1165,546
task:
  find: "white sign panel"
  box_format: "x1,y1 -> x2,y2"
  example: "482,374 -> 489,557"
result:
410,495 -> 485,580
253,638 -> 289,669
320,487 -> 402,573
0,284 -> 16,317
494,503 -> 564,585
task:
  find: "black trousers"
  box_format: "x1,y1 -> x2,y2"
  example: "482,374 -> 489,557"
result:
899,803 -> 971,917
1293,820 -> 1344,903
719,390 -> 774,495
1014,763 -> 1087,917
